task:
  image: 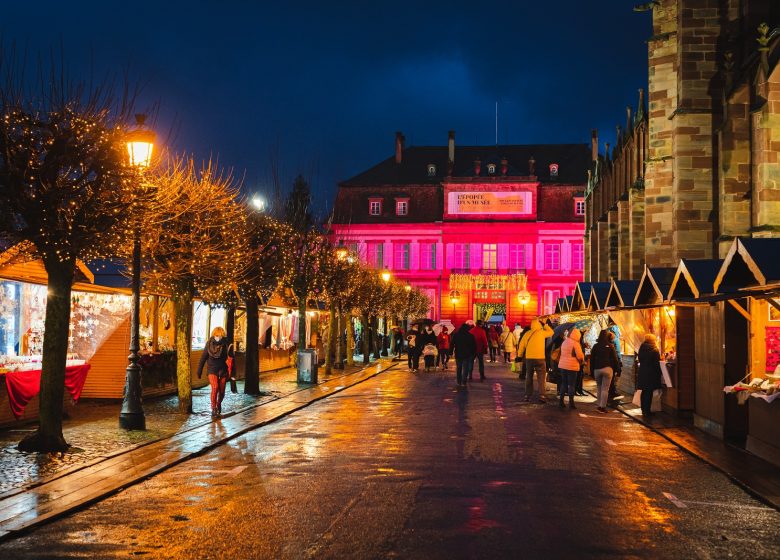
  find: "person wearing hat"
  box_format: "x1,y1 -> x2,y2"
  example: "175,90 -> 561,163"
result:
637,333 -> 663,417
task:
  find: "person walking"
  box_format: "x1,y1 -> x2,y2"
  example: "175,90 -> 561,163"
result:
406,325 -> 420,372
393,327 -> 404,359
637,333 -> 663,418
557,329 -> 584,409
436,326 -> 451,370
472,319 -> 489,381
451,322 -> 476,387
489,326 -> 500,362
419,324 -> 438,372
590,329 -> 622,413
499,324 -> 515,364
197,326 -> 234,417
516,317 -> 554,403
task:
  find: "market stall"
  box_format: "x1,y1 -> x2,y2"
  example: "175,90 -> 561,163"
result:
714,238 -> 780,465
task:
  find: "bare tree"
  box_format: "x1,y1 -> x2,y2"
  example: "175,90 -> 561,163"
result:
239,212 -> 291,394
142,157 -> 247,412
0,57 -> 144,451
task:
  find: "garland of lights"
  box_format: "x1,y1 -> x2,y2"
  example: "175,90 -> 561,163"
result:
449,273 -> 528,291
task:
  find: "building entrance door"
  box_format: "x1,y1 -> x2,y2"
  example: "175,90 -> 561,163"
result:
474,302 -> 506,325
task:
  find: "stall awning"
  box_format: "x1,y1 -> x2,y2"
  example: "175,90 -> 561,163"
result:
0,243 -> 95,287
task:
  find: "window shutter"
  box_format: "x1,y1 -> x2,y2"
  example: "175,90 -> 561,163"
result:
536,243 -> 545,271
357,241 -> 367,264
497,244 -> 509,269
525,243 -> 534,270
446,243 -> 454,270
470,243 -> 482,270
561,241 -> 571,272
410,242 -> 420,270
384,241 -> 393,269
436,242 -> 443,270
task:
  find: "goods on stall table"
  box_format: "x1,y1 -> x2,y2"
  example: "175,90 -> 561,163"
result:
724,375 -> 780,404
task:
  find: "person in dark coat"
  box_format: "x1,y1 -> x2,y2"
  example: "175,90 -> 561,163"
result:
590,329 -> 622,413
637,333 -> 663,417
472,320 -> 489,381
418,325 -> 438,372
406,325 -> 420,372
451,322 -> 476,387
197,326 -> 234,417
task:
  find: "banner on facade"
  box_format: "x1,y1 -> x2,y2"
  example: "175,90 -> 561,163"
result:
473,290 -> 506,303
448,191 -> 531,215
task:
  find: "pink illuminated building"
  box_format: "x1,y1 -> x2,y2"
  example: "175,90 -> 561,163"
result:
330,131 -> 589,326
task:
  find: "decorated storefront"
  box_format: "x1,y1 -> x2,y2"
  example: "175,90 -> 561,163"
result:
448,272 -> 531,326
0,254 -> 134,424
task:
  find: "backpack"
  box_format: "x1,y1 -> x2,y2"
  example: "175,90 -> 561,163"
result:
550,346 -> 561,363
407,334 -> 416,348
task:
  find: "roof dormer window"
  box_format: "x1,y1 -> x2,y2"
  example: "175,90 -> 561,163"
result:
487,163 -> 496,175
427,164 -> 437,177
549,163 -> 559,177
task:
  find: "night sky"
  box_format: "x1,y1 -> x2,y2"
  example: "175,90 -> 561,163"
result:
1,1 -> 650,211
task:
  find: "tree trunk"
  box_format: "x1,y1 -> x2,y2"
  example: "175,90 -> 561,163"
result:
324,302 -> 336,374
346,314 -> 354,366
173,292 -> 194,413
361,313 -> 370,364
244,291 -> 260,395
334,309 -> 344,369
18,258 -> 75,453
297,292 -> 307,351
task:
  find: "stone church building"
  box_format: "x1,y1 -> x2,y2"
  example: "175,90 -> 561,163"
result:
586,0 -> 780,280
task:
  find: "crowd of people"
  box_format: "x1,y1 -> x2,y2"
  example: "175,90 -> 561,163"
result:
390,317 -> 664,419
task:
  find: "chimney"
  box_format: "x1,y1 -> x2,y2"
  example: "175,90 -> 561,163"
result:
500,157 -> 508,176
591,129 -> 598,162
473,157 -> 482,176
448,130 -> 455,174
528,156 -> 536,176
395,131 -> 404,164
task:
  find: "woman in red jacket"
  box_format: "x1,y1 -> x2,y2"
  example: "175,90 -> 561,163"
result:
437,326 -> 451,370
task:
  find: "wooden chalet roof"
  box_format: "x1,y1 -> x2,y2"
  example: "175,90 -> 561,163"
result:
634,266 -> 677,305
714,238 -> 780,293
554,297 -> 569,314
605,279 -> 640,308
571,282 -> 593,311
587,282 -> 612,311
668,259 -> 724,301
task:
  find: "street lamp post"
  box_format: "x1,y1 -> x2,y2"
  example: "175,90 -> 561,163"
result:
119,115 -> 155,431
449,289 -> 460,316
404,283 -> 411,332
518,290 -> 530,324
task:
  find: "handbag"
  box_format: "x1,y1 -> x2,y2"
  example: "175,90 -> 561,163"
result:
547,368 -> 561,384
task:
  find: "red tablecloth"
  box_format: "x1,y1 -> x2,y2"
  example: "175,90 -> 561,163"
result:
3,364 -> 91,420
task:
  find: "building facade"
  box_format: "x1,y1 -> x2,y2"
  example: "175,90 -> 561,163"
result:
331,132 -> 589,326
586,0 -> 780,280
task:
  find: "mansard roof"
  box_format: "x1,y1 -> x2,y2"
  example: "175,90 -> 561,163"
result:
341,144 -> 590,187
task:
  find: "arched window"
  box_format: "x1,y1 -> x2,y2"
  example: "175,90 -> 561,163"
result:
487,163 -> 496,175
427,164 -> 437,177
549,163 -> 559,177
